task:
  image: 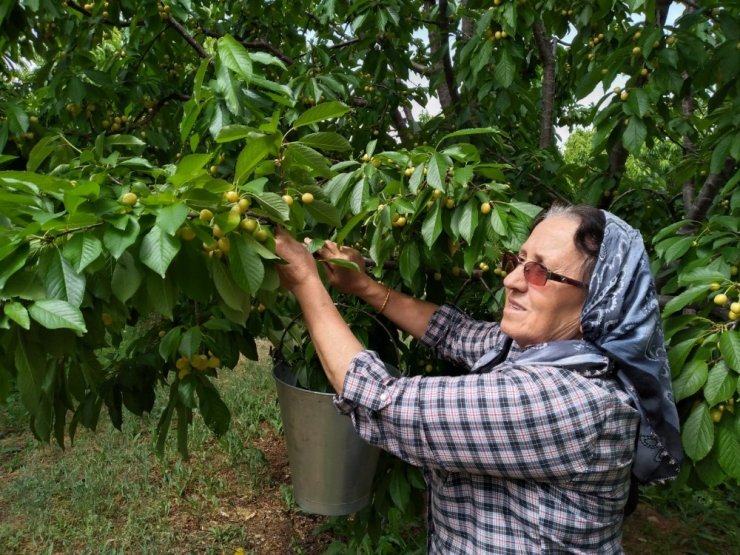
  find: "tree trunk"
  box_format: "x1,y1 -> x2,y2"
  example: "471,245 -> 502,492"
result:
532,21 -> 556,149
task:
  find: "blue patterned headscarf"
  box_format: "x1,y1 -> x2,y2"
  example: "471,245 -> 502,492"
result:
500,211 -> 682,484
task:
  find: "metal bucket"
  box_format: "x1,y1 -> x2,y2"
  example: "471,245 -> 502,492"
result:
273,360 -> 381,516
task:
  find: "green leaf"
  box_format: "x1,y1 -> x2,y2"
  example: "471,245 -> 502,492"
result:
217,35 -> 253,81
64,233 -> 102,273
46,250 -> 86,308
215,124 -> 253,143
677,268 -> 728,286
105,134 -> 145,147
508,201 -> 542,219
178,327 -> 202,361
159,327 -> 182,362
27,135 -> 60,172
426,153 -> 447,191
672,359 -> 708,402
682,402 -> 714,462
229,234 -> 264,294
4,301 -> 30,329
292,101 -> 351,129
15,336 -> 45,414
399,242 -> 420,288
28,300 -> 87,334
146,274 -> 177,320
625,88 -> 651,118
704,362 -> 736,406
304,200 -> 342,226
0,244 -> 29,290
235,135 -> 272,185
103,217 -> 140,259
284,143 -> 331,176
297,132 -> 352,152
140,226 -> 181,278
156,383 -> 177,457
719,331 -> 740,371
421,202 -> 442,248
667,337 -> 698,373
196,382 -> 231,437
2,100 -> 29,133
254,191 -> 290,222
388,466 -> 411,511
656,236 -> 693,263
622,117 -> 647,153
717,419 -> 740,480
494,49 -> 515,88
490,204 -> 508,236
212,258 -> 248,307
111,251 -> 143,303
156,202 -> 190,236
662,285 -> 707,316
710,135 -> 732,175
458,200 -> 477,243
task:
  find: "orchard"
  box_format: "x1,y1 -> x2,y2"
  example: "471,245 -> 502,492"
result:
0,0 -> 738,542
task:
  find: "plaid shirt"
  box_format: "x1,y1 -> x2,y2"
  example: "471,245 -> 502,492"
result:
335,304 -> 639,554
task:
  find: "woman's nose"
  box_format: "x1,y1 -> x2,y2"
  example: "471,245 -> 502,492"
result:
502,262 -> 526,290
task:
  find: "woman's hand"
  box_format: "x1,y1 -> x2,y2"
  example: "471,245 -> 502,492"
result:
315,241 -> 372,296
274,228 -> 320,292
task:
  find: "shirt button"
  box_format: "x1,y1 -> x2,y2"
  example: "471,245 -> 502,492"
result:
379,392 -> 389,402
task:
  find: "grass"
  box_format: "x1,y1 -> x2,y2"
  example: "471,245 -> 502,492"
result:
0,344 -> 286,554
1,343 -> 738,554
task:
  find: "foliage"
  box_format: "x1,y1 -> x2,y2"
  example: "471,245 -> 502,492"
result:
0,0 -> 739,544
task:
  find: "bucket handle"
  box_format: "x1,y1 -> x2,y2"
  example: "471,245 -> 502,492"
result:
271,302 -> 403,369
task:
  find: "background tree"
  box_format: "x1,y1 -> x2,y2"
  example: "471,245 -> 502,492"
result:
1,0 -> 738,543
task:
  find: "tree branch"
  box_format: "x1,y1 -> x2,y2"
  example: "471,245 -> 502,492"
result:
686,157 -> 737,223
532,21 -> 556,149
200,28 -> 294,65
437,0 -> 460,107
681,92 -> 697,211
424,1 -> 456,112
167,15 -> 209,59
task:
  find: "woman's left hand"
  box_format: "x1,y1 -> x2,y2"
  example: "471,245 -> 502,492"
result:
274,227 -> 320,292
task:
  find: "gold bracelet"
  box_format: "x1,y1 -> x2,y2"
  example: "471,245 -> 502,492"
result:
378,286 -> 392,314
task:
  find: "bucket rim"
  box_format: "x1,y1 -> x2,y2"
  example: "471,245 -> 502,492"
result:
273,360 -> 337,398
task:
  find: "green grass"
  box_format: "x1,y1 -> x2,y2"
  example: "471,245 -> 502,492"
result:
0,347 -> 284,555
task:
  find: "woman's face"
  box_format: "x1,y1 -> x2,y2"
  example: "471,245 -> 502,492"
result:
500,215 -> 589,347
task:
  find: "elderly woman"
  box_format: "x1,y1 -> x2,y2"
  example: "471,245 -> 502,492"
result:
274,204 -> 681,553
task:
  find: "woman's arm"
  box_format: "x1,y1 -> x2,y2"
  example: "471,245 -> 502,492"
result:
274,229 -> 362,393
316,240 -> 438,340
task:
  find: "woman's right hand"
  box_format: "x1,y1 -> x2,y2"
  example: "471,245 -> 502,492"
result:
315,241 -> 371,296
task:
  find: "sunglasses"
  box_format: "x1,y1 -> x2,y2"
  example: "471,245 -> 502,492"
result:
501,252 -> 589,289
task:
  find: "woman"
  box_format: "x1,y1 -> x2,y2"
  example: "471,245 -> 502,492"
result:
274,205 -> 681,553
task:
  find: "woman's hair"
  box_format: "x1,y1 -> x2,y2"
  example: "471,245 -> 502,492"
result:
531,204 -> 605,281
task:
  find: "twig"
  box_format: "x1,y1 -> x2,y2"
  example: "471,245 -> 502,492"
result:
166,15 -> 210,59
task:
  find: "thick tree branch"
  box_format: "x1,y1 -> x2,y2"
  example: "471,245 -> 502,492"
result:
390,109 -> 412,145
437,0 -> 460,107
424,1 -> 456,112
681,93 -> 697,211
532,21 -> 556,149
167,15 -> 209,59
686,157 -> 737,222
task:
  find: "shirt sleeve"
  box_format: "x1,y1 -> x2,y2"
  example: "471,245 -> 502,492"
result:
334,350 -> 620,482
420,303 -> 510,370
